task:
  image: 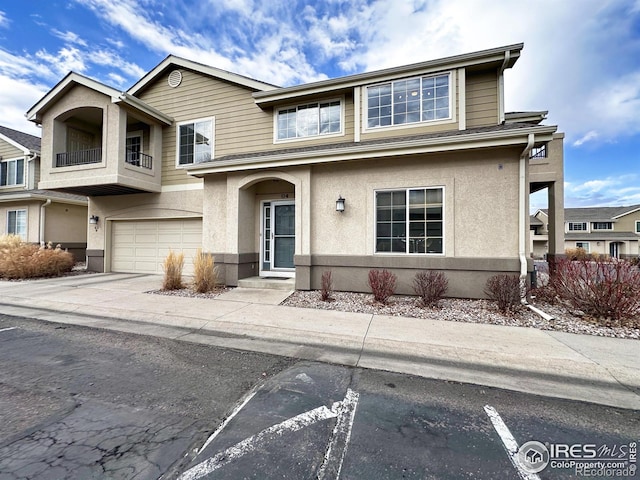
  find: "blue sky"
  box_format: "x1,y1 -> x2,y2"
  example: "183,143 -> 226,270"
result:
0,0 -> 638,209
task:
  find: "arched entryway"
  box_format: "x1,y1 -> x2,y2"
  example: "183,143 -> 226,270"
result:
236,172 -> 299,280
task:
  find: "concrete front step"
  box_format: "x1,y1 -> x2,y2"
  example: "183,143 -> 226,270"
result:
237,276 -> 295,291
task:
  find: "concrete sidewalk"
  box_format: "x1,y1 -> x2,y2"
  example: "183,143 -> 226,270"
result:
0,273 -> 638,410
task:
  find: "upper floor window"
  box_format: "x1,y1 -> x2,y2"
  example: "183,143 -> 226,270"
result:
568,222 -> 587,231
592,222 -> 612,230
0,159 -> 25,187
530,144 -> 548,159
366,73 -> 451,129
375,187 -> 444,254
7,209 -> 26,240
277,100 -> 342,140
636,221 -> 640,234
177,118 -> 214,166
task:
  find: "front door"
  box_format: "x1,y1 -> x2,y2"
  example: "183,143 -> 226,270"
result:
261,201 -> 295,277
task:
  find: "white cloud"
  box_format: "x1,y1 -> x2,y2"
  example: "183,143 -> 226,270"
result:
35,47 -> 87,76
572,131 -> 599,147
0,74 -> 47,134
563,175 -> 640,207
51,29 -> 88,47
0,10 -> 8,28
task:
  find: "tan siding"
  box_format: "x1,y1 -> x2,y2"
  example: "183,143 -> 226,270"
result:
615,211 -> 640,232
466,71 -> 498,128
0,138 -> 23,159
138,71 -> 360,185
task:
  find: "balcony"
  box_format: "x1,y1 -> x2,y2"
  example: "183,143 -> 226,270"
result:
125,150 -> 153,169
56,148 -> 103,167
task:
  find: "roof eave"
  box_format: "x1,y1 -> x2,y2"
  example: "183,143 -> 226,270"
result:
0,132 -> 31,155
186,124 -> 555,176
253,43 -> 524,106
127,55 -> 279,97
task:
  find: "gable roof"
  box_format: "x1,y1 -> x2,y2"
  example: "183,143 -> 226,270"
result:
253,43 -> 524,106
26,72 -> 173,126
128,55 -> 279,97
0,125 -> 41,154
544,205 -> 640,222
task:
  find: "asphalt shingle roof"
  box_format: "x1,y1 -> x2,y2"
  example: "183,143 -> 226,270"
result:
0,125 -> 41,152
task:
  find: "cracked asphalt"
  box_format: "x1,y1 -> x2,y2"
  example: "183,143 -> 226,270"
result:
0,314 -> 295,480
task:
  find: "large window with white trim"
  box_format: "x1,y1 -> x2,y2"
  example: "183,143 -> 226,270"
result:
592,222 -> 612,230
276,100 -> 342,140
375,187 -> 443,254
7,209 -> 26,239
177,118 -> 214,165
366,73 -> 451,129
0,159 -> 24,187
568,222 -> 587,231
636,221 -> 640,234
576,242 -> 590,253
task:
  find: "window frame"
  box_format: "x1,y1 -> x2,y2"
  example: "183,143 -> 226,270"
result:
175,117 -> 215,167
364,71 -> 454,132
592,222 -> 613,231
274,97 -> 344,143
568,222 -> 588,232
0,157 -> 25,187
575,242 -> 590,253
374,186 -> 445,256
636,221 -> 640,234
7,209 -> 27,240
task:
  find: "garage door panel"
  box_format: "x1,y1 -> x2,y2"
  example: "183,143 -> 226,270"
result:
111,219 -> 202,275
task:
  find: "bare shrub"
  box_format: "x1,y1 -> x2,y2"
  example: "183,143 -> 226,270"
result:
0,236 -> 74,279
368,269 -> 397,304
192,249 -> 218,293
484,274 -> 521,313
162,249 -> 184,291
413,270 -> 448,307
549,258 -> 640,325
320,270 -> 333,301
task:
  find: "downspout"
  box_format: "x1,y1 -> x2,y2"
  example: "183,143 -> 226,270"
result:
25,151 -> 38,190
498,51 -> 510,124
519,133 -> 555,321
40,199 -> 51,247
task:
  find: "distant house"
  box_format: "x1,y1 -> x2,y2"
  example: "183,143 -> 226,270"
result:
0,125 -> 88,260
26,44 -> 565,298
532,205 -> 640,259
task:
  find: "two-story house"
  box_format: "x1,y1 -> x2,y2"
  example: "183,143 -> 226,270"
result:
26,43 -> 564,298
533,206 -> 640,259
0,125 -> 87,260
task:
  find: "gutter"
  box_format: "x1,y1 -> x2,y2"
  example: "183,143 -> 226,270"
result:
39,199 -> 51,247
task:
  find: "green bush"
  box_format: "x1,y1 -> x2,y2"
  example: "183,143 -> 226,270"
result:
0,235 -> 74,279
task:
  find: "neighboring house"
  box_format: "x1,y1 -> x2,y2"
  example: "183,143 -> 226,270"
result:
0,125 -> 88,260
532,206 -> 640,259
26,43 -> 564,298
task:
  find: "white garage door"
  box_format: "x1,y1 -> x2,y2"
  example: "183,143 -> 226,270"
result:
111,218 -> 203,275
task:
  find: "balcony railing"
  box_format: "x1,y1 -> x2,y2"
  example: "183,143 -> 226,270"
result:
56,148 -> 103,167
125,150 -> 153,169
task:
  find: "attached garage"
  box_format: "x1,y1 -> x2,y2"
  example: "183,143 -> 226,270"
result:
111,218 -> 203,274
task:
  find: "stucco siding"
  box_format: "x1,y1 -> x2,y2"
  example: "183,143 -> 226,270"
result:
466,71 -> 499,127
44,202 -> 88,244
309,148 -> 521,258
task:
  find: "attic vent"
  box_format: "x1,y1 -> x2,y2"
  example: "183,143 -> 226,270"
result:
168,70 -> 183,88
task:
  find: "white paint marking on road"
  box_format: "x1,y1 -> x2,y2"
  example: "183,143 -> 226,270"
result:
197,390 -> 256,455
484,405 -> 541,480
179,403 -> 339,480
0,327 -> 17,333
317,388 -> 360,480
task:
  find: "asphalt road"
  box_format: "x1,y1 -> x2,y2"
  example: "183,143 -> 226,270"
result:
0,314 -> 637,480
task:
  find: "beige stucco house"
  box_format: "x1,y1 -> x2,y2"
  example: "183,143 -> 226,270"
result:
532,206 -> 640,259
26,43 -> 564,298
0,125 -> 87,260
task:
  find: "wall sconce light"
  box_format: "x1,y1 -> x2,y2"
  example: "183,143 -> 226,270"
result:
89,215 -> 99,231
336,195 -> 345,213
